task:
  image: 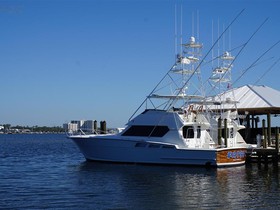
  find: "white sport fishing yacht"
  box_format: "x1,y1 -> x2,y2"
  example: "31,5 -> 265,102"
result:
69,35 -> 249,167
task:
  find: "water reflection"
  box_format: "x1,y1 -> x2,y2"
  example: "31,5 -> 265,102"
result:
74,162 -> 280,209
1,134 -> 279,209
75,162 -> 215,208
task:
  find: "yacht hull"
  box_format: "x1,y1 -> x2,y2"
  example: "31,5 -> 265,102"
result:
70,136 -> 246,167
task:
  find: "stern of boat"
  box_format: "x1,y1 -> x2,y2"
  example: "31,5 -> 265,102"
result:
216,148 -> 247,167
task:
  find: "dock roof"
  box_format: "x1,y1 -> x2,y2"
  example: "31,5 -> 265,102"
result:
210,85 -> 280,114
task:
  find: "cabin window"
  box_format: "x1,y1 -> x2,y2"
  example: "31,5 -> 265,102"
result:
122,125 -> 169,137
183,126 -> 194,138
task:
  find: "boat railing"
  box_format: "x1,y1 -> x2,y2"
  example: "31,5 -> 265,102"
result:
66,129 -> 100,137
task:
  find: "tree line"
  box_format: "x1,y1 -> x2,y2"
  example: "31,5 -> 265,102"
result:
0,124 -> 64,133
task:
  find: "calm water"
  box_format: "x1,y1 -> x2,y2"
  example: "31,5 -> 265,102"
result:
0,134 -> 279,209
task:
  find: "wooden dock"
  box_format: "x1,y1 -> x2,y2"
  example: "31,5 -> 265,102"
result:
246,127 -> 279,166
246,147 -> 280,166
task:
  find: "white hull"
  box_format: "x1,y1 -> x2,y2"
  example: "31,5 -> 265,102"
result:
70,135 -> 247,167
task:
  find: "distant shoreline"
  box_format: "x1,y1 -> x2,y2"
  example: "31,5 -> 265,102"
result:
0,132 -> 65,135
0,125 -> 64,134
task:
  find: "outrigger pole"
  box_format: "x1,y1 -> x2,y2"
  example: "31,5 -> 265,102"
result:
231,39 -> 280,87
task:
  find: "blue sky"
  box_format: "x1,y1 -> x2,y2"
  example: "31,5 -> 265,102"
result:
0,0 -> 280,127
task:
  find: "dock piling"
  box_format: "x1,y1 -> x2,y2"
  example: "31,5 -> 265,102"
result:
276,127 -> 279,153
264,128 -> 267,149
224,118 -> 228,148
218,118 -> 222,146
267,113 -> 271,146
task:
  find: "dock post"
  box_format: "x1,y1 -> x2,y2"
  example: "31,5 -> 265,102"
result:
255,116 -> 259,129
262,119 -> 265,148
218,118 -> 222,146
224,118 -> 228,147
267,113 -> 271,146
256,134 -> 261,148
273,127 -> 279,167
264,129 -> 267,149
257,155 -> 262,166
245,114 -> 251,142
276,127 -> 279,153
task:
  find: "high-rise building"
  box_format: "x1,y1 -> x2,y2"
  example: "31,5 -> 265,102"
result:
63,120 -> 96,133
81,120 -> 95,133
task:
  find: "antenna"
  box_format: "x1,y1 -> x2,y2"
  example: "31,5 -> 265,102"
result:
217,18 -> 220,67
212,20 -> 214,68
223,23 -> 225,53
192,12 -> 194,37
166,9 -> 246,111
206,17 -> 270,96
229,26 -> 232,51
197,10 -> 199,42
129,9 -> 246,120
174,4 -> 177,61
180,4 -> 183,55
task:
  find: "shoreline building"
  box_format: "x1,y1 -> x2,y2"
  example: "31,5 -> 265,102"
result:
63,120 -> 97,134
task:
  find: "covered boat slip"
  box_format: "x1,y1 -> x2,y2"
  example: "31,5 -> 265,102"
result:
209,85 -> 280,144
